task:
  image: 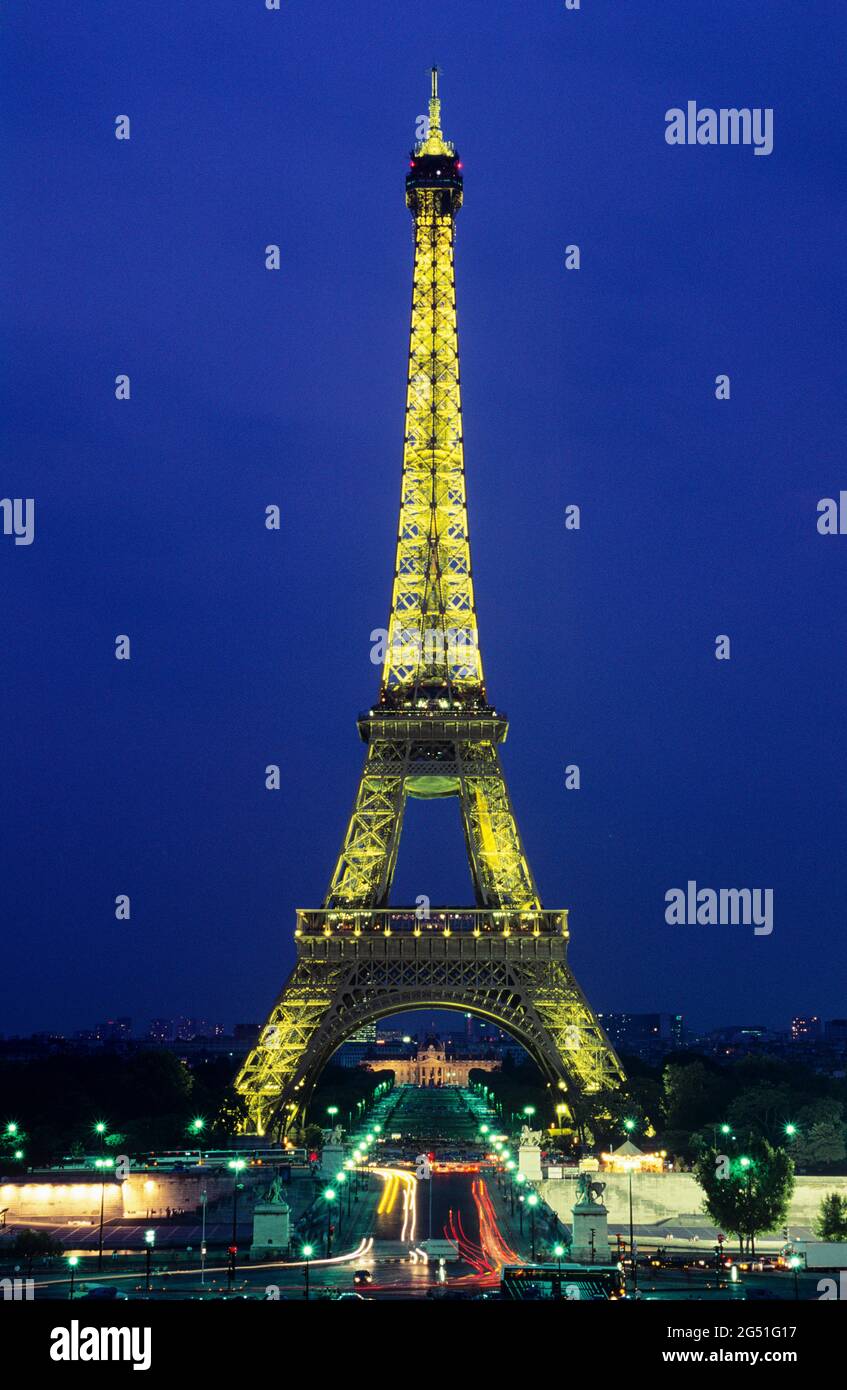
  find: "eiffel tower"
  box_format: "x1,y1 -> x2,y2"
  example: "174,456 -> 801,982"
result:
236,72 -> 624,1136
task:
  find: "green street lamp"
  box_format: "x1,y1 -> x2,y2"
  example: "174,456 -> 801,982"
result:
623,1118 -> 636,1133
144,1229 -> 155,1294
228,1158 -> 246,1274
784,1123 -> 797,1138
323,1187 -> 337,1256
188,1116 -> 207,1165
788,1254 -> 802,1298
553,1242 -> 565,1281
94,1156 -> 114,1271
67,1255 -> 79,1300
302,1244 -> 314,1300
527,1192 -> 539,1260
5,1122 -> 18,1136
336,1168 -> 351,1216
737,1156 -> 755,1257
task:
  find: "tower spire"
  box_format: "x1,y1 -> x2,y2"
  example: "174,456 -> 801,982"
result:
429,64 -> 441,139
417,65 -> 453,157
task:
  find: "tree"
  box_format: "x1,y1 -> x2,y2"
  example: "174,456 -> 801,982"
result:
726,1084 -> 793,1141
663,1060 -> 728,1135
815,1192 -> 847,1241
301,1124 -> 323,1153
694,1141 -> 794,1256
793,1122 -> 846,1169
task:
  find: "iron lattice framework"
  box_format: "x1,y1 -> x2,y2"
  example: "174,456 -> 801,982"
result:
236,73 -> 624,1135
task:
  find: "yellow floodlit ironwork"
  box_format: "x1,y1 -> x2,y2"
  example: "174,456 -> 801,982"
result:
235,73 -> 624,1138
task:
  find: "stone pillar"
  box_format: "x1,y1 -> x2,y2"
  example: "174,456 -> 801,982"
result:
518,1143 -> 542,1181
570,1199 -> 611,1264
320,1143 -> 346,1178
250,1200 -> 291,1259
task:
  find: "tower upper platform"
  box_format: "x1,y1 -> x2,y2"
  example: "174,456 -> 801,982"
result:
406,67 -> 463,215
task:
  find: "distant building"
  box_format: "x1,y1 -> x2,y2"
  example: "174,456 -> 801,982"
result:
333,1040 -> 374,1068
363,1039 -> 500,1087
597,1012 -> 684,1058
348,1023 -> 377,1042
95,1017 -> 132,1041
791,1016 -> 822,1041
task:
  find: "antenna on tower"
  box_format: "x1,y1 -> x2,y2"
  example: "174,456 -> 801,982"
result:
428,64 -> 442,139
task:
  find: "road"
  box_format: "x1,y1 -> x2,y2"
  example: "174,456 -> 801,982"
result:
7,1087 -> 837,1301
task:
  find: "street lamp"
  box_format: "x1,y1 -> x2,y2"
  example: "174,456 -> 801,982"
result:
93,1121 -> 107,1156
336,1168 -> 351,1217
302,1244 -> 314,1300
94,1157 -> 113,1271
323,1186 -> 337,1256
200,1188 -> 207,1285
527,1193 -> 539,1261
67,1255 -> 78,1300
188,1116 -> 206,1164
624,1157 -> 638,1293
144,1229 -> 155,1294
784,1123 -> 798,1138
788,1254 -> 802,1299
228,1158 -> 246,1284
738,1156 -> 754,1257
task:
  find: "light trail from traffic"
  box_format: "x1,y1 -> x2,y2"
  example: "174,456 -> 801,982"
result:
374,1166 -> 417,1243
32,1237 -> 375,1291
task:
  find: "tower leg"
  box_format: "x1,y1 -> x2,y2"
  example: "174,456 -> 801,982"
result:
235,956 -> 349,1136
324,743 -> 407,908
458,743 -> 540,909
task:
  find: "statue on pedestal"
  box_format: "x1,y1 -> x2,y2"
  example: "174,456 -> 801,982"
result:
575,1172 -> 606,1207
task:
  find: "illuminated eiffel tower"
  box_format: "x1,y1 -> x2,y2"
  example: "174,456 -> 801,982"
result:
237,72 -> 624,1135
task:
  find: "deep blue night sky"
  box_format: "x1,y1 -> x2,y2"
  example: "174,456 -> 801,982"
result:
3,1 -> 845,1038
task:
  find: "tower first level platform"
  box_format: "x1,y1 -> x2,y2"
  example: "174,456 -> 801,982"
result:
237,909 -> 624,1137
